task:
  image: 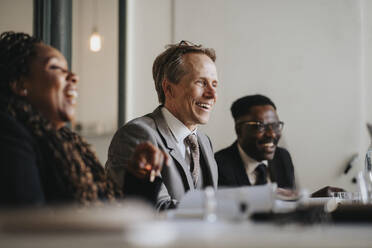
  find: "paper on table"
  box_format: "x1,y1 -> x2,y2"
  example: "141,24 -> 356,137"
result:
175,184 -> 275,220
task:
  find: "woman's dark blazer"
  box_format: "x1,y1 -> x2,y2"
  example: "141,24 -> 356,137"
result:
0,111 -> 75,206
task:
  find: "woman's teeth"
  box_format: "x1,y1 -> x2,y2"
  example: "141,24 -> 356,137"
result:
66,90 -> 78,98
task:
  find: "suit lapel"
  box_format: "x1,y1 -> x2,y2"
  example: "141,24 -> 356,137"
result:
268,159 -> 279,185
197,134 -> 218,189
151,107 -> 195,189
231,142 -> 251,186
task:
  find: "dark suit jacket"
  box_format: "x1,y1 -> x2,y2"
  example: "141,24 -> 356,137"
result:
105,106 -> 218,210
0,110 -> 79,206
215,141 -> 295,189
1,108 -> 147,207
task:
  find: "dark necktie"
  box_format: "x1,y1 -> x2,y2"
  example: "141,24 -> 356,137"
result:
185,134 -> 200,186
254,163 -> 267,185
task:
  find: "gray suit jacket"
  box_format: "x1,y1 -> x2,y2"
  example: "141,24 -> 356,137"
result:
105,106 -> 218,210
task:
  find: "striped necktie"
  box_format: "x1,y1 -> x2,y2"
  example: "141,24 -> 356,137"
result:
185,134 -> 200,186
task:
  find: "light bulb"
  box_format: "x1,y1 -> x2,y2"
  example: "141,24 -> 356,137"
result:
89,32 -> 102,52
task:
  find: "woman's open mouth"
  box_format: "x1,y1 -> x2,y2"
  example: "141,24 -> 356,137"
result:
65,88 -> 78,104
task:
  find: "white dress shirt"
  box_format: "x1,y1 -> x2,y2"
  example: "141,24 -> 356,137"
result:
237,143 -> 270,185
161,107 -> 197,169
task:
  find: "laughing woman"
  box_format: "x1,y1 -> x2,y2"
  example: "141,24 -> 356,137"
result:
0,32 -> 166,207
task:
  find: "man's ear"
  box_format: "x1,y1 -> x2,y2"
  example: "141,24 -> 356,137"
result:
162,79 -> 173,98
10,79 -> 28,97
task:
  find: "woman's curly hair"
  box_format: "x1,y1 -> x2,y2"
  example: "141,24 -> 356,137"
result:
0,31 -> 40,96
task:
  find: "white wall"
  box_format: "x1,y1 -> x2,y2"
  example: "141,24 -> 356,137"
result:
0,0 -> 33,34
71,0 -> 119,162
128,0 -> 371,192
126,0 -> 173,120
366,0 -> 372,126
72,0 -> 118,133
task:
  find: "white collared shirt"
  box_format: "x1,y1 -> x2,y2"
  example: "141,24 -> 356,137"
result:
161,107 -> 197,168
237,143 -> 270,185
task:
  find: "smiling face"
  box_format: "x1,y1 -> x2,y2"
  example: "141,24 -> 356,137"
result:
19,44 -> 78,129
236,105 -> 281,161
163,53 -> 218,130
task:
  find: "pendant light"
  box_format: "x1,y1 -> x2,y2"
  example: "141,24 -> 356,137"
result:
89,0 -> 102,52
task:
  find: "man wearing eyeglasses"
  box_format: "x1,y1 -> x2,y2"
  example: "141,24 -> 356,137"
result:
215,94 -> 295,189
105,41 -> 219,210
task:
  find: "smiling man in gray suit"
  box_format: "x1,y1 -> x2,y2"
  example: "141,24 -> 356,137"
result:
105,41 -> 219,210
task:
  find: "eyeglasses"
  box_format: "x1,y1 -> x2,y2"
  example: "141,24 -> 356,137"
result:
177,40 -> 200,47
162,40 -> 201,68
167,40 -> 200,58
236,121 -> 284,133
